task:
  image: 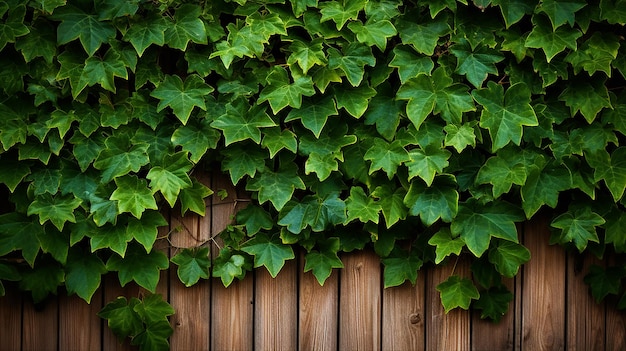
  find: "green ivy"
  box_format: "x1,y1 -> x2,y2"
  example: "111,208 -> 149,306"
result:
1,0 -> 626,348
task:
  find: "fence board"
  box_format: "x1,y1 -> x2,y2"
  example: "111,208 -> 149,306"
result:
522,216 -> 566,350
381,278 -> 426,351
254,259 -> 298,351
0,287 -> 22,351
566,251 -> 605,351
59,290 -> 102,351
22,297 -> 58,351
298,254 -> 338,351
211,278 -> 254,351
426,258 -> 471,351
339,249 -> 381,350
471,277 -> 516,351
606,254 -> 626,351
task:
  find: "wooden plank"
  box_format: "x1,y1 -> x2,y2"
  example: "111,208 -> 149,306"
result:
471,277 -> 515,351
169,210 -> 211,350
382,277 -> 426,351
210,278 -> 254,350
425,257 -> 471,351
299,253 -> 339,350
566,251 -> 605,351
22,296 -> 58,351
0,286 -> 22,351
339,249 -> 382,350
254,259 -> 298,351
521,215 -> 566,350
58,289 -> 102,351
606,254 -> 626,351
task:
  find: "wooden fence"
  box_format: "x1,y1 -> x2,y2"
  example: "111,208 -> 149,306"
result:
1,172 -> 625,351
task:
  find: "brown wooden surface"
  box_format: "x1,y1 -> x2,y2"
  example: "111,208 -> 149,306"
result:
382,278 -> 426,351
59,290 -> 102,351
298,253 -> 339,351
339,249 -> 382,350
22,297 -> 58,351
210,278 -> 254,351
0,287 -> 22,351
471,277 -> 516,351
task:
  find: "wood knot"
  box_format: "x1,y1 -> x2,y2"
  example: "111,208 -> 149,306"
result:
409,313 -> 421,324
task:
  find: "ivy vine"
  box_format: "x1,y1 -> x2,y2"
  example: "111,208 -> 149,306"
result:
1,0 -> 626,348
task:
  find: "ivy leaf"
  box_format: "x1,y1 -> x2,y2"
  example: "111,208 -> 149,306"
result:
364,139 -> 409,179
525,15 -> 582,62
444,122 -> 477,153
450,39 -> 504,88
163,4 -> 207,50
52,5 -> 116,55
327,43 -> 375,86
474,286 -> 513,322
64,247 -> 107,303
319,0 -> 367,29
171,118 -> 221,163
150,74 -> 213,124
472,82 -> 538,152
146,152 -> 193,207
583,265 -> 625,302
15,19 -> 56,63
565,32 -> 620,76
27,193 -> 82,231
93,135 -> 149,183
537,0 -> 586,29
82,49 -> 128,93
285,96 -> 338,138
591,147 -> 626,201
0,157 -> 30,192
388,45 -> 434,84
396,14 -> 450,56
211,100 -> 277,145
436,275 -> 480,313
286,38 -> 326,74
404,176 -> 459,226
170,247 -> 210,287
179,179 -> 213,216
89,222 -> 133,256
304,237 -> 344,285
347,19 -> 397,51
381,247 -> 423,288
279,193 -> 346,233
364,92 -> 404,141
0,213 -> 43,267
212,248 -> 247,287
236,204 -> 275,236
406,147 -> 451,186
98,297 -> 144,340
132,320 -> 173,351
492,0 -> 536,28
332,82 -> 377,118
345,186 -> 381,224
488,240 -> 530,277
127,211 -> 168,253
451,200 -> 524,257
106,243 -> 169,292
246,161 -> 306,211
371,184 -> 408,228
261,127 -> 298,158
133,293 -> 174,324
259,66 -> 315,114
123,14 -> 168,56
559,75 -> 611,124
241,232 -> 295,278
19,262 -> 65,303
0,102 -> 28,149
110,175 -> 158,219
551,207 -> 604,252
521,161 -> 571,218
476,154 -> 529,197
428,228 -> 466,264
0,4 -> 29,51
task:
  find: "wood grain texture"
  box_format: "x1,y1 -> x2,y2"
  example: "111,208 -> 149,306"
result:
339,249 -> 381,351
471,277 -> 516,351
211,277 -> 254,351
382,278 -> 426,351
605,254 -> 626,351
566,251 -> 605,351
299,253 -> 339,351
0,287 -> 22,351
425,258 -> 471,351
254,259 -> 298,351
521,215 -> 566,351
58,289 -> 102,351
22,296 -> 58,351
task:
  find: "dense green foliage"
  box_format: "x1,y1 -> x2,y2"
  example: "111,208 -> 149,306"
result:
1,0 -> 626,347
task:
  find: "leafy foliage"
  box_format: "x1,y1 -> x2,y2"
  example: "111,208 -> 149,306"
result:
1,0 -> 626,348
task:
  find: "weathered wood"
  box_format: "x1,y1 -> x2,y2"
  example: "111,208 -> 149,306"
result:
382,278 -> 426,351
58,289 -> 102,351
22,296 -> 58,351
566,251 -> 605,351
471,277 -> 516,351
210,278 -> 254,351
254,259 -> 298,351
605,254 -> 626,351
299,253 -> 339,350
339,249 -> 381,350
0,287 -> 22,351
425,258 -> 471,351
521,216 -> 566,351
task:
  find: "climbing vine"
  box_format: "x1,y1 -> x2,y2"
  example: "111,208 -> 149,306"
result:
1,0 -> 626,348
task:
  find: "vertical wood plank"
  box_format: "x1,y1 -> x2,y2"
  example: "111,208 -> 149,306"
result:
566,251 -> 605,351
425,258 -> 471,351
339,249 -> 382,351
169,208 -> 210,350
471,277 -> 516,351
58,289 -> 102,351
255,259 -> 298,351
299,253 -> 339,350
606,254 -> 626,351
0,287 -> 22,351
521,215 -> 565,350
382,277 -> 426,351
22,297 -> 58,351
210,170 -> 254,350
